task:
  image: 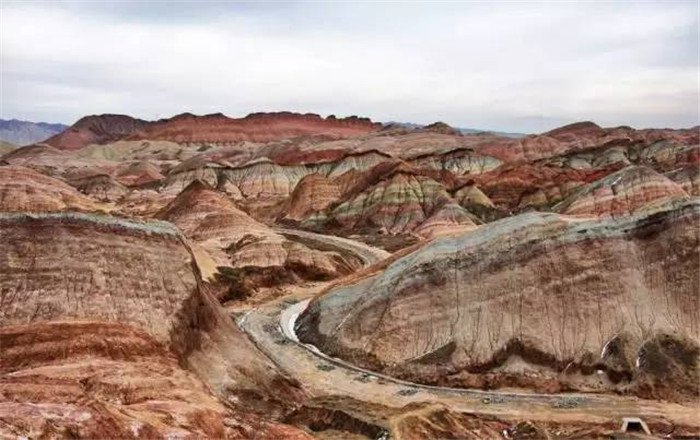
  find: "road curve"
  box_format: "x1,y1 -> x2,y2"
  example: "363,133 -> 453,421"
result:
239,229 -> 700,430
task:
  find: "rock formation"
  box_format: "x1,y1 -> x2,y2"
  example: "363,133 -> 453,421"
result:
45,114 -> 150,150
553,165 -> 688,217
281,173 -> 342,222
2,111 -> 698,436
157,181 -> 362,295
0,212 -> 308,438
297,198 -> 700,401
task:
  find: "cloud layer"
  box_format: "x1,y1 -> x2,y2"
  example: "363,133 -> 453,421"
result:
1,1 -> 697,132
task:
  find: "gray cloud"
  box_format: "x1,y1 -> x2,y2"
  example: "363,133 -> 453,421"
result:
1,1 -> 697,132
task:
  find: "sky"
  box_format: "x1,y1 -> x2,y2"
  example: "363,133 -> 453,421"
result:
0,1 -> 698,133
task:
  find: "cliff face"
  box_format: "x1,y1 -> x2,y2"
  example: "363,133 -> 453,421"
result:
297,198 -> 700,400
0,213 -> 307,438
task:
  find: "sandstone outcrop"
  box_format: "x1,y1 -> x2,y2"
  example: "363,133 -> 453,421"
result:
114,160 -> 166,187
297,198 -> 700,401
473,163 -> 619,212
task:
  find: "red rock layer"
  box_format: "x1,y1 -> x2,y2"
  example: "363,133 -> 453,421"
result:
131,112 -> 381,145
44,114 -> 149,150
45,112 -> 380,151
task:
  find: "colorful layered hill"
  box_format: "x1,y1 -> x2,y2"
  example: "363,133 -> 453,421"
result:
297,198 -> 700,402
553,165 -> 689,217
157,181 -> 362,294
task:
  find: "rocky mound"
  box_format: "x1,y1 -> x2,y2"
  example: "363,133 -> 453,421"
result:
452,183 -> 504,223
554,166 -> 688,217
408,148 -> 502,176
666,165 -> 700,196
45,114 -> 149,150
476,123 -> 699,163
422,122 -> 462,136
297,198 -> 700,401
0,165 -> 103,212
157,180 -> 274,245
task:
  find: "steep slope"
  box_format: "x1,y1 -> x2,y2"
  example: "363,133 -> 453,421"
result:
0,118 -> 67,146
0,212 -> 308,437
553,166 -> 688,217
44,114 -> 149,150
297,198 -> 700,401
0,165 -> 103,212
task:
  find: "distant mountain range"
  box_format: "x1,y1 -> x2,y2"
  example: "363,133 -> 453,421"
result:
0,119 -> 68,146
386,121 -> 527,138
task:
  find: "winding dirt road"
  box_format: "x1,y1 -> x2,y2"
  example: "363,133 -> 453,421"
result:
238,229 -> 700,433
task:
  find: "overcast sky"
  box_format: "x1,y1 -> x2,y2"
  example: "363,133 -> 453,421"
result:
1,1 -> 697,133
